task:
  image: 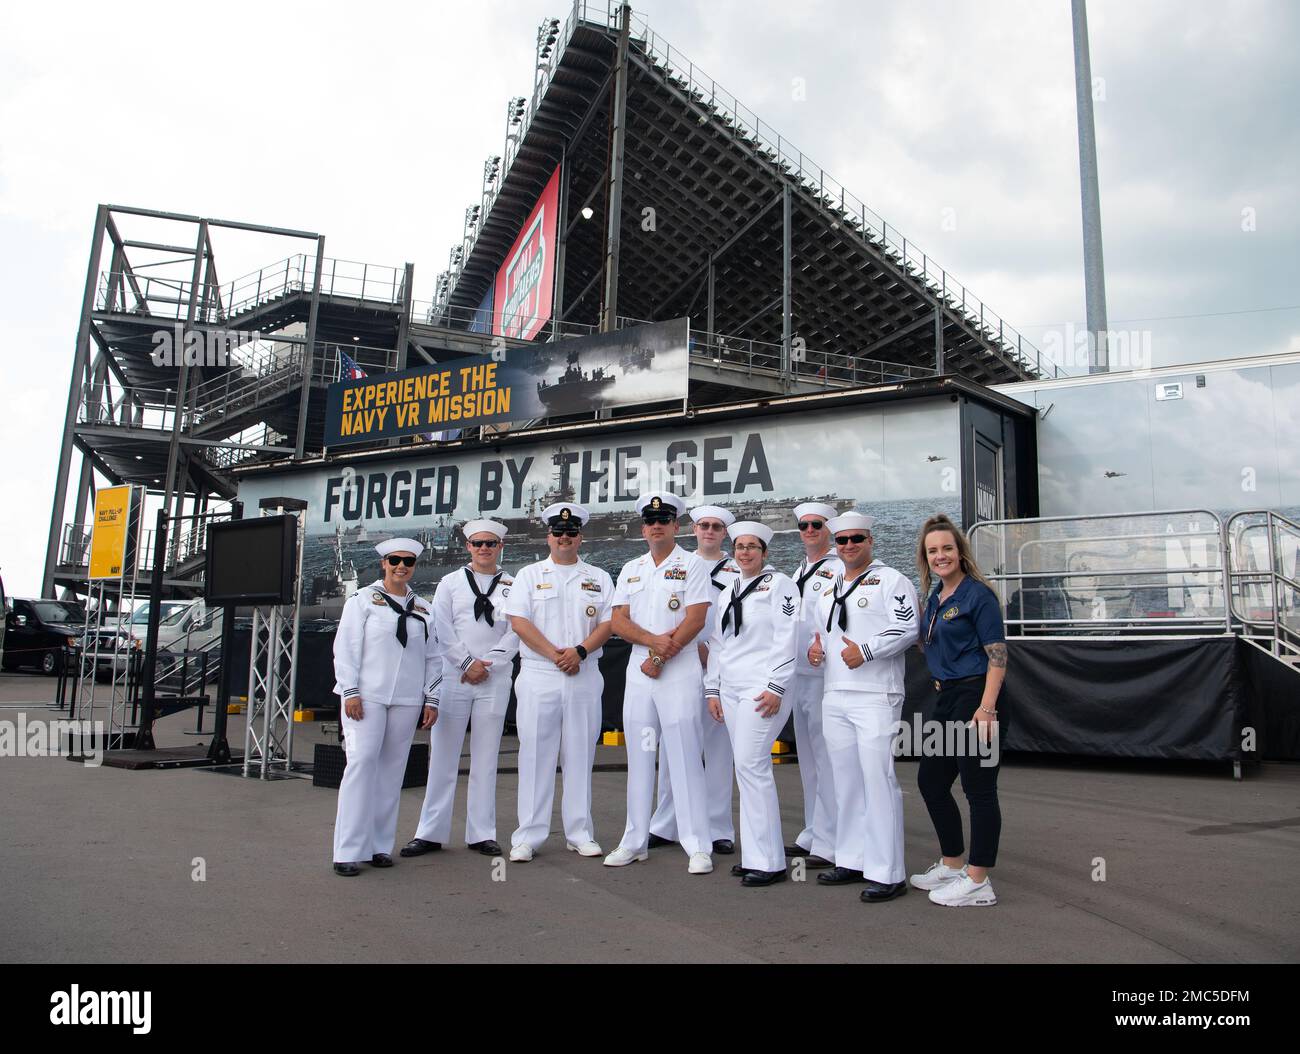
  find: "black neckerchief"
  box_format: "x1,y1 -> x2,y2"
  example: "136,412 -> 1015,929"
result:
797,555 -> 831,596
710,556 -> 731,591
377,590 -> 428,648
464,567 -> 504,625
826,569 -> 871,633
721,572 -> 768,635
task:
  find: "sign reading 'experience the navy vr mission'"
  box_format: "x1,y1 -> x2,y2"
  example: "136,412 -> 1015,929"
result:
323,318 -> 690,447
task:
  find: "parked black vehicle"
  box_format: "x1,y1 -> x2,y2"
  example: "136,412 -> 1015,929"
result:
2,598 -> 87,675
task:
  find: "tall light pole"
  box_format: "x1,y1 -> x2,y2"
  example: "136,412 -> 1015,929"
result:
1073,0 -> 1109,373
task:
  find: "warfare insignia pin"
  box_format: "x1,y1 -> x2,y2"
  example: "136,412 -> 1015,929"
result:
857,598 -> 868,608
668,596 -> 681,610
586,604 -> 597,617
942,606 -> 959,620
371,593 -> 387,606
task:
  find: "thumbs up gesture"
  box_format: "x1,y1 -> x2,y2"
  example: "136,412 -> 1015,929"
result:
841,635 -> 865,669
807,631 -> 824,667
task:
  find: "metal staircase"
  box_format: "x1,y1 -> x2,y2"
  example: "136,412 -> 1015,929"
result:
1227,510 -> 1300,669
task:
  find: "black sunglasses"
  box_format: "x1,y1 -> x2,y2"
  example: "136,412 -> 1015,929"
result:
798,520 -> 825,531
834,534 -> 868,546
468,539 -> 500,549
550,527 -> 581,537
385,555 -> 417,567
643,513 -> 676,525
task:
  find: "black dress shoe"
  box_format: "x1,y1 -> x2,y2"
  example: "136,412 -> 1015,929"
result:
805,855 -> 834,869
369,853 -> 394,868
729,863 -> 754,877
742,868 -> 789,887
816,866 -> 866,885
399,838 -> 442,857
861,880 -> 908,903
333,862 -> 360,877
647,834 -> 675,848
712,839 -> 735,855
468,839 -> 502,856
785,844 -> 810,857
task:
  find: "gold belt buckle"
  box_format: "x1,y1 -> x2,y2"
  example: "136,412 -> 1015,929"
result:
933,679 -> 942,691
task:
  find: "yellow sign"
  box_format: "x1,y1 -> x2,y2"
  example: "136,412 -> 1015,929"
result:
89,486 -> 134,580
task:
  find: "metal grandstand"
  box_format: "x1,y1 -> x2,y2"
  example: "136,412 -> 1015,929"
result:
46,0 -> 1058,601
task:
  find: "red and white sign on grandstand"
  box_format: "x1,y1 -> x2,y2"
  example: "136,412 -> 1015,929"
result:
494,165 -> 560,341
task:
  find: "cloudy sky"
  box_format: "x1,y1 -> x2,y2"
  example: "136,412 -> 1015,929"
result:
1,0 -> 1296,596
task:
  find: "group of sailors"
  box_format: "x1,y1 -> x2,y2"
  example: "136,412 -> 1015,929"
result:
330,493 -> 1008,907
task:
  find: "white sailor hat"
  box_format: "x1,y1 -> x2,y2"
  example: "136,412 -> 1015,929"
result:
463,519 -> 508,540
636,491 -> 685,518
794,502 -> 837,523
376,536 -> 425,558
827,512 -> 875,535
689,504 -> 735,527
541,502 -> 590,527
728,520 -> 774,547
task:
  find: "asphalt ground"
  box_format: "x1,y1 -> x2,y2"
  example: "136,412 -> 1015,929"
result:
1,671 -> 1297,964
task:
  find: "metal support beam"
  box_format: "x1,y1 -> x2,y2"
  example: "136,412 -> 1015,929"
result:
553,138 -> 571,327
44,205 -> 108,598
160,218 -> 207,532
1072,0 -> 1109,373
781,183 -> 793,384
600,3 -> 632,332
706,256 -> 715,347
935,302 -> 944,375
295,236 -> 327,458
388,262 -> 416,449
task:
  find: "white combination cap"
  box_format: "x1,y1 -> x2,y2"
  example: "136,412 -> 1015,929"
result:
541,503 -> 590,526
636,492 -> 685,518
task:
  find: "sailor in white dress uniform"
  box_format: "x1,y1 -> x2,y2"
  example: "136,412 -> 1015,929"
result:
648,504 -> 740,854
703,521 -> 798,886
503,503 -> 614,861
787,500 -> 843,866
604,492 -> 715,874
403,518 -> 519,859
331,537 -> 442,876
807,513 -> 919,903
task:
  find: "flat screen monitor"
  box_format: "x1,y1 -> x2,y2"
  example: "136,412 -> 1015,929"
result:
205,516 -> 298,605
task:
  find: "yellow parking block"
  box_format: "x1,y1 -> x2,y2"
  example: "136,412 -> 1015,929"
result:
602,731 -> 625,746
771,740 -> 793,754
293,709 -> 317,722
226,702 -> 246,715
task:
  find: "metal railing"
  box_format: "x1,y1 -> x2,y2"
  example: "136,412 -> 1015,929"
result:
436,0 -> 1063,382
969,510 -> 1232,635
1226,510 -> 1300,661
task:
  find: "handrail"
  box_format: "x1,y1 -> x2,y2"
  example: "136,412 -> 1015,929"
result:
1225,510 -> 1300,661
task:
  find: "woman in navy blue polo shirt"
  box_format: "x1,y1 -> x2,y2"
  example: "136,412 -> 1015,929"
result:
910,514 -> 1006,907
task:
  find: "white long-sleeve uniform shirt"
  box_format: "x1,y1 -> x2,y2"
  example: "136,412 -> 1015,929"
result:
433,565 -> 520,681
612,544 -> 713,679
807,561 -> 919,695
332,580 -> 442,706
704,567 -> 800,699
501,557 -> 613,671
790,552 -> 843,675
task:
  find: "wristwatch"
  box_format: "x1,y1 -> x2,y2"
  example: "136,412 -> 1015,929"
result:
575,644 -> 588,661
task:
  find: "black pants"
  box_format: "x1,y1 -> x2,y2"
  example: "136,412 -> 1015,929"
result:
916,676 -> 1002,868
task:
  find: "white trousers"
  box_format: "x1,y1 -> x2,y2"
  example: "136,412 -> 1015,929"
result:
333,702 -> 420,862
648,699 -> 735,843
619,665 -> 710,857
414,671 -> 512,845
721,683 -> 793,873
791,670 -> 837,859
822,689 -> 905,884
511,664 -> 603,850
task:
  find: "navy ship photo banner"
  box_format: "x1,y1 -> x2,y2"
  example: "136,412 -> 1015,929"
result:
323,317 -> 690,446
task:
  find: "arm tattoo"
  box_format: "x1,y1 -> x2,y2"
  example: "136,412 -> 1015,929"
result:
985,643 -> 1008,669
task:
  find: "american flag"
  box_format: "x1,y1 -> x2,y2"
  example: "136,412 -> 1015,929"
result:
339,348 -> 366,381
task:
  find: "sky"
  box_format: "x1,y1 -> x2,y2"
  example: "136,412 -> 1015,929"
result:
1,0 -> 1297,597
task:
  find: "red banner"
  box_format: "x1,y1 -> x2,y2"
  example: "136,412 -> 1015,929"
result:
493,165 -> 560,341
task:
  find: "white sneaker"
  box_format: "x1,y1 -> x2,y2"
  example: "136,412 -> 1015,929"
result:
928,874 -> 997,906
567,840 -> 603,857
688,852 -> 713,875
508,844 -> 534,862
603,847 -> 648,867
910,860 -> 967,891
